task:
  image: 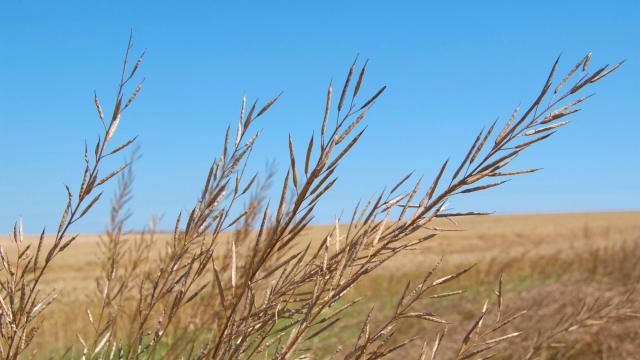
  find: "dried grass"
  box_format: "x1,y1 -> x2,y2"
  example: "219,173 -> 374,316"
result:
1,38 -> 635,359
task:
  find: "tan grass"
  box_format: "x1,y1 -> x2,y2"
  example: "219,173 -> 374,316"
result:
1,36 -> 635,359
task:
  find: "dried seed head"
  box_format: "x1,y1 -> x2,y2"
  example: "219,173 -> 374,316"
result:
583,51 -> 592,72
105,113 -> 121,143
94,92 -> 105,122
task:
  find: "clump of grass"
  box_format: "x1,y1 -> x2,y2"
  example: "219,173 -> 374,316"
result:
341,227 -> 639,358
0,34 -> 144,359
1,37 -> 633,359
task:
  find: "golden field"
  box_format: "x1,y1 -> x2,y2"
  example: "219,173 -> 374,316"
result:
4,211 -> 639,358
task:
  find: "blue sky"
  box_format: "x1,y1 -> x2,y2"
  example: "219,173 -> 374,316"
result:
1,1 -> 638,233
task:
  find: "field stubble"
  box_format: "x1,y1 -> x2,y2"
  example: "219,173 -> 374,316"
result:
4,211 -> 639,358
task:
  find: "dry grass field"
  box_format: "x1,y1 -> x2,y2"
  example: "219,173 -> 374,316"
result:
1,50 -> 633,359
5,211 -> 639,358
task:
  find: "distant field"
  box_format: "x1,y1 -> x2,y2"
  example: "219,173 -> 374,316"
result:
4,211 -> 640,358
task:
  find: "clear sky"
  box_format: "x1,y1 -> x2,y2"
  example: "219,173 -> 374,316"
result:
1,1 -> 638,233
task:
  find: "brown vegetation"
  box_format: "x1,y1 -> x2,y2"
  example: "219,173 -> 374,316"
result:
1,38 -> 636,359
